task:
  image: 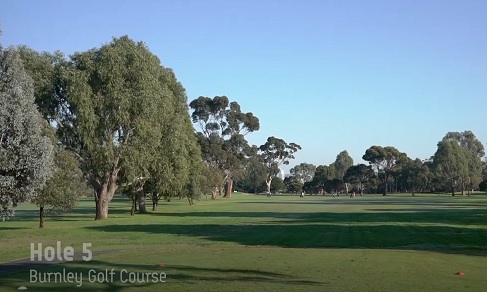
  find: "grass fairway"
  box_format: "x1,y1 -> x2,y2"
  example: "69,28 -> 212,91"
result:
1,193 -> 486,291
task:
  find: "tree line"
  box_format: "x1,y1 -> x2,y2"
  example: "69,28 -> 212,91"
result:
236,132 -> 487,197
1,33 -> 486,226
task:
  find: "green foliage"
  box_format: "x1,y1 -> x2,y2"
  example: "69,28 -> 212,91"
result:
433,141 -> 468,195
190,96 -> 260,197
259,136 -> 301,193
17,46 -> 68,123
289,162 -> 316,184
397,158 -> 431,194
442,131 -> 484,192
270,177 -> 285,193
284,176 -> 304,193
334,150 -> 354,180
32,147 -> 89,213
344,164 -> 375,193
362,146 -> 408,195
306,164 -> 337,194
20,36 -> 202,219
0,47 -> 54,220
236,155 -> 267,194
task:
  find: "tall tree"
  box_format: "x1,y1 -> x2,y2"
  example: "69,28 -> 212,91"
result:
284,176 -> 304,193
343,164 -> 375,195
397,158 -> 431,196
24,36 -> 200,219
240,150 -> 267,194
442,131 -> 484,194
334,151 -> 354,180
0,47 -> 54,220
334,150 -> 354,193
17,46 -> 68,124
433,141 -> 468,196
309,164 -> 336,194
362,146 -> 407,195
189,96 -> 259,198
289,163 -> 316,184
259,136 -> 301,195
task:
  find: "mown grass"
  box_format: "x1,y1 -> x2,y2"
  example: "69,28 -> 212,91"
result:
0,193 -> 486,291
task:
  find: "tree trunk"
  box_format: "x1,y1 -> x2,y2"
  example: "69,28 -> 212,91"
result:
39,206 -> 45,229
94,171 -> 119,220
451,180 -> 455,196
266,178 -> 272,195
345,182 -> 349,195
152,193 -> 159,211
130,193 -> 136,216
224,178 -> 233,198
211,186 -> 218,200
138,191 -> 147,213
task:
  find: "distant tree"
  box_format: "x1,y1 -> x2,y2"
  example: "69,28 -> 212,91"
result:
259,137 -> 301,195
334,150 -> 354,193
289,163 -> 316,184
343,164 -> 375,195
0,47 -> 54,220
334,151 -> 354,180
308,164 -> 336,194
362,146 -> 408,195
201,164 -> 224,200
270,177 -> 285,193
32,147 -> 89,228
284,176 -> 304,193
442,131 -> 484,194
241,153 -> 267,194
190,96 -> 259,198
397,158 -> 431,196
433,141 -> 468,196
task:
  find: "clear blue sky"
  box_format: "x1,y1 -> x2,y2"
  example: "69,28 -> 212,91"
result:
1,0 -> 486,172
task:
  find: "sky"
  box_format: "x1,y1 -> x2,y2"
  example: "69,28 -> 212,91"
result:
1,0 -> 486,172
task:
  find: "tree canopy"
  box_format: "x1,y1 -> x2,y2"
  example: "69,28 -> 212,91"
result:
259,136 -> 301,194
190,95 -> 260,198
20,36 -> 202,219
0,47 -> 54,220
363,146 -> 407,195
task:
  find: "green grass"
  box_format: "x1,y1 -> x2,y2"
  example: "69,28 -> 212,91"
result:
1,193 -> 487,291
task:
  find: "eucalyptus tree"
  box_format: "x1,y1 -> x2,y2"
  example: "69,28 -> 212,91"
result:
21,36 -> 201,219
397,158 -> 431,196
309,164 -> 336,194
362,146 -> 408,195
289,163 -> 316,184
32,147 -> 89,227
240,147 -> 267,194
334,150 -> 354,193
442,131 -> 484,194
433,141 -> 468,196
189,96 -> 259,198
284,176 -> 304,193
259,136 -> 301,195
0,46 -> 54,220
343,164 -> 375,195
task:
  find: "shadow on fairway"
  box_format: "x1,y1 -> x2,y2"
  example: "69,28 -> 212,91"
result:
148,207 -> 487,226
86,208 -> 487,257
0,260 -> 327,291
